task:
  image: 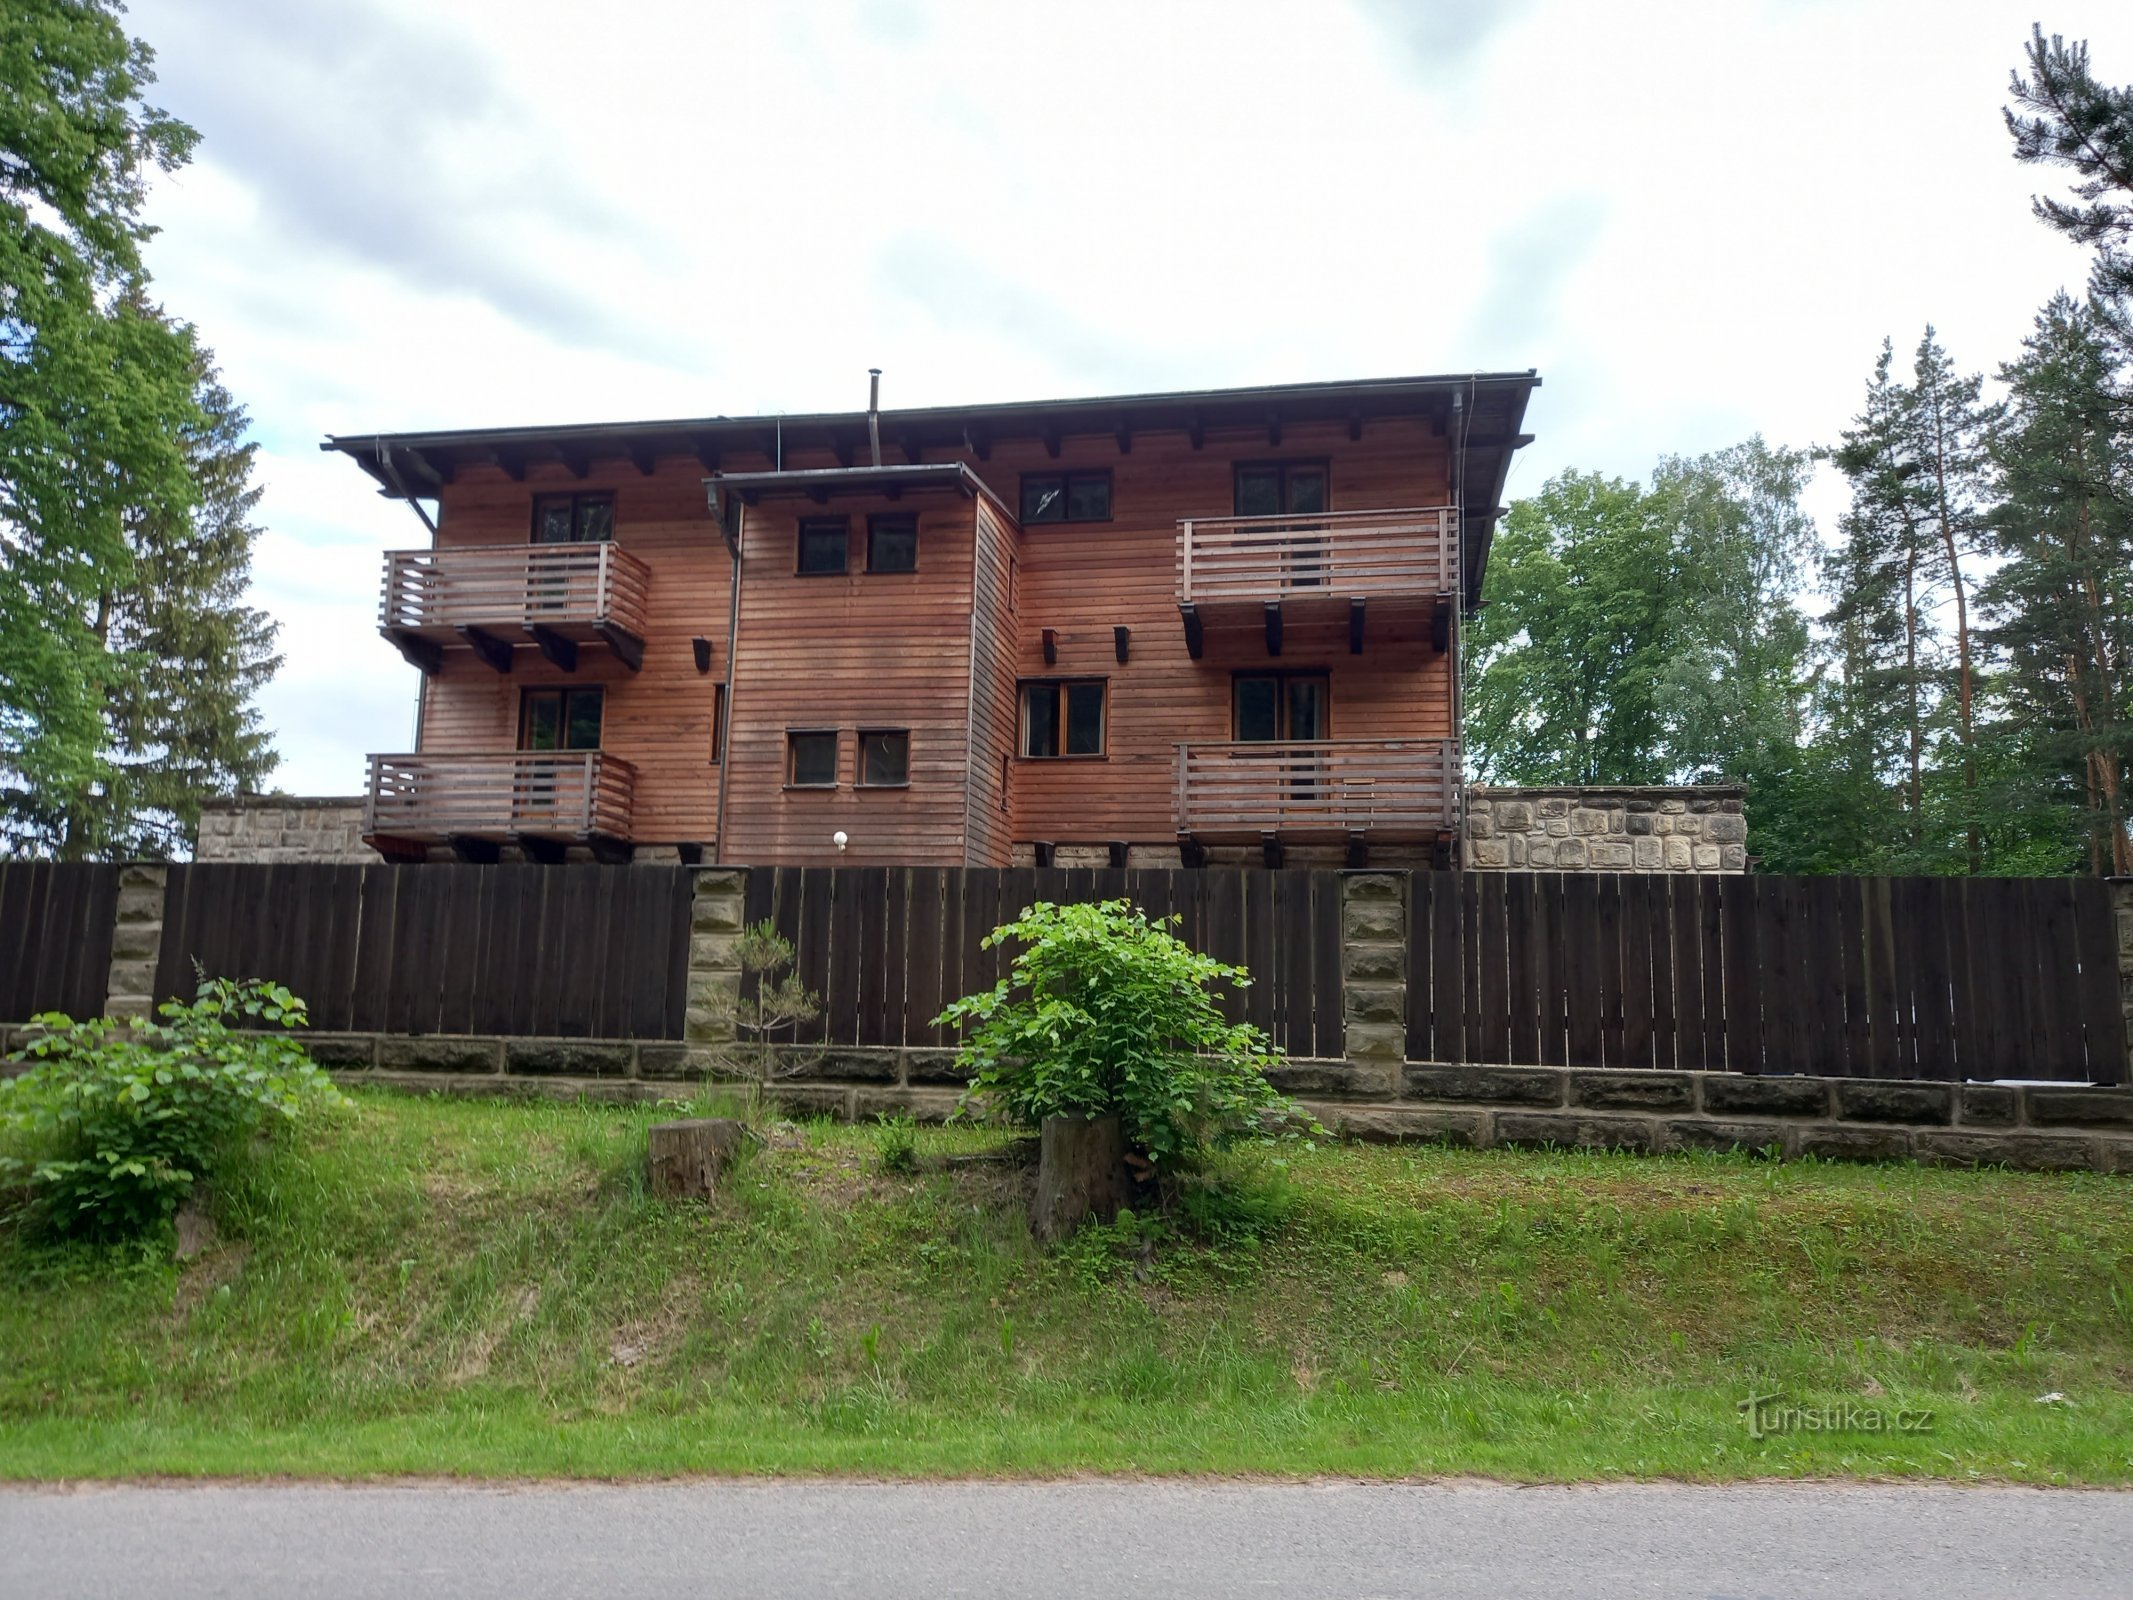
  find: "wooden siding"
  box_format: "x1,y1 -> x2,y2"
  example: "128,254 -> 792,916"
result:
716,490 -> 981,866
964,496 -> 1020,866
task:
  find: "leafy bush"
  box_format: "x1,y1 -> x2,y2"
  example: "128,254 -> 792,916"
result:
935,899 -> 1302,1164
873,1112 -> 918,1175
0,978 -> 350,1239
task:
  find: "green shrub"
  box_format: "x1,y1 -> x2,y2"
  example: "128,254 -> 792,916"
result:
872,1112 -> 919,1175
0,978 -> 350,1239
935,899 -> 1302,1165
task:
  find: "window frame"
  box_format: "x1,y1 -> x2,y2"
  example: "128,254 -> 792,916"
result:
856,727 -> 911,789
1230,669 -> 1332,742
1018,470 -> 1113,525
517,685 -> 606,752
1018,677 -> 1108,760
708,682 -> 727,765
796,517 -> 851,577
1231,459 -> 1331,518
529,491 -> 615,544
785,728 -> 840,788
865,513 -> 920,574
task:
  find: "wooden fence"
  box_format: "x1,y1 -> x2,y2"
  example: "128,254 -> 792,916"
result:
1406,872 -> 2125,1082
153,864 -> 690,1039
742,865 -> 1347,1058
0,862 -> 119,1023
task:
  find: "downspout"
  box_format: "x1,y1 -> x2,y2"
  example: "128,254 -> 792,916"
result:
712,487 -> 745,863
1449,379 -> 1475,846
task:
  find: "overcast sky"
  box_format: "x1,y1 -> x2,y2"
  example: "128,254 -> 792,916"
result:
124,0 -> 2133,796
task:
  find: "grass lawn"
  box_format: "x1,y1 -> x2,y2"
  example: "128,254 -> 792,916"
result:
2,1088 -> 2130,1483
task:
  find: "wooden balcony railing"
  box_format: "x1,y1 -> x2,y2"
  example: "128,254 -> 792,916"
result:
1175,739 -> 1460,837
363,752 -> 636,842
378,544 -> 651,672
1176,507 -> 1459,606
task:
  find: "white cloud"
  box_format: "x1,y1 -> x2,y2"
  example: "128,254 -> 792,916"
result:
122,0 -> 2133,791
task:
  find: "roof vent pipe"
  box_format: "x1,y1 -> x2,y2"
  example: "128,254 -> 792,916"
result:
867,369 -> 883,467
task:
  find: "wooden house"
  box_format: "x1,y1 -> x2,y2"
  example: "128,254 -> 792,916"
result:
325,372 -> 1539,868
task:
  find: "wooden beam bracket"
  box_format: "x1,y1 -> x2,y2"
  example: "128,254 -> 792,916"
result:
1179,603 -> 1203,660
1042,627 -> 1058,666
1107,840 -> 1129,868
587,836 -> 635,866
382,628 -> 442,676
1263,601 -> 1283,657
511,833 -> 568,865
1345,830 -> 1369,869
1260,831 -> 1283,870
1031,840 -> 1055,868
528,625 -> 578,673
457,625 -> 514,674
1348,597 -> 1366,655
1113,625 -> 1130,665
595,622 -> 646,672
446,834 -> 502,865
1176,833 -> 1207,870
1432,594 -> 1454,653
691,635 -> 713,674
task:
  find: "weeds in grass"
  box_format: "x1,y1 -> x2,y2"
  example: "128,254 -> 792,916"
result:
873,1114 -> 919,1176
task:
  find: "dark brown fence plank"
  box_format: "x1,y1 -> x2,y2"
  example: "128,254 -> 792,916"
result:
904,867 -> 945,1045
1536,873 -> 1568,1067
2070,878 -> 2126,1084
1476,872 -> 1509,1064
1618,873 -> 1655,1070
2032,878 -> 2085,1082
1562,873 -> 1602,1069
1910,877 -> 1958,1080
1595,875 -> 1626,1069
1862,877 -> 1900,1077
1718,874 -> 1762,1073
1504,874 -> 1538,1065
795,868 -> 832,1044
1834,877 -> 1870,1077
1243,872 -> 1276,1039
1799,875 -> 1849,1076
855,867 -> 888,1046
1758,877 -> 1806,1076
1668,875 -> 1704,1070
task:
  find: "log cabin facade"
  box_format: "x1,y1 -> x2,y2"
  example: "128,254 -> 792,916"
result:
326,373 -> 1539,868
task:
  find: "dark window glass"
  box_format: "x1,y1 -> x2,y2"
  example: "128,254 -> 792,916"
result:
1233,673 -> 1327,741
1023,683 -> 1058,758
1021,476 -> 1064,524
1234,677 -> 1279,742
521,687 -> 603,751
1285,469 -> 1327,516
798,519 -> 848,575
709,684 -> 726,764
1233,464 -> 1327,517
1287,676 -> 1328,740
1234,467 -> 1282,519
788,731 -> 837,786
1065,682 -> 1104,755
533,493 -> 613,543
1020,472 -> 1110,524
867,515 -> 918,573
859,730 -> 909,786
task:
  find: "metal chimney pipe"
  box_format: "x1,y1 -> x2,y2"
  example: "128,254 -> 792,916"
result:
867,368 -> 883,467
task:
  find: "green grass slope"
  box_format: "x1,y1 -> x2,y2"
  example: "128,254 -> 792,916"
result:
3,1091 -> 2129,1482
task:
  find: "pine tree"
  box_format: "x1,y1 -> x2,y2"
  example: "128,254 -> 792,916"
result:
2007,27 -> 2133,351
1983,292 -> 2133,875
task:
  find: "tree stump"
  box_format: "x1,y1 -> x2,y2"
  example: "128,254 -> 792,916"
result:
646,1118 -> 747,1201
1030,1114 -> 1129,1244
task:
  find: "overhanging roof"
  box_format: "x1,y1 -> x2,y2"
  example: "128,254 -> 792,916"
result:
711,461 -> 1015,520
322,370 -> 1540,604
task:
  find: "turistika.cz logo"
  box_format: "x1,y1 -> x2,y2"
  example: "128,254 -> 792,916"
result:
1736,1392 -> 1935,1440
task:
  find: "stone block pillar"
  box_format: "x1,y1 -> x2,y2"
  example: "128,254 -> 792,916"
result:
685,868 -> 748,1047
1341,872 -> 1408,1065
105,863 -> 169,1020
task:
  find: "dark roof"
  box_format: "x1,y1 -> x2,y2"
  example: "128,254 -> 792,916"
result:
711,461 -> 1014,518
322,371 -> 1539,604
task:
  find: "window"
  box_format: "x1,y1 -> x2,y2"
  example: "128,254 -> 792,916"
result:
1020,680 -> 1105,758
708,683 -> 727,764
867,514 -> 918,573
787,730 -> 838,787
1234,462 -> 1328,518
797,518 -> 849,575
1020,471 -> 1111,524
532,493 -> 614,544
1233,673 -> 1329,742
519,686 -> 604,751
858,729 -> 910,787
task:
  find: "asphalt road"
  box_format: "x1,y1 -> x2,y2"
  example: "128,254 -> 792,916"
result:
3,1479 -> 2129,1599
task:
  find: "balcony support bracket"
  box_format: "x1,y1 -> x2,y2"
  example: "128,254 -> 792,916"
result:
382,628 -> 442,677
1263,601 -> 1282,658
595,622 -> 646,672
1432,594 -> 1454,653
512,833 -> 568,865
528,626 -> 578,673
446,834 -> 502,865
1260,831 -> 1283,870
458,625 -> 515,674
1348,597 -> 1366,655
1178,604 -> 1203,661
588,836 -> 635,866
1113,625 -> 1130,665
1346,830 -> 1370,869
1042,628 -> 1058,667
1176,832 -> 1207,870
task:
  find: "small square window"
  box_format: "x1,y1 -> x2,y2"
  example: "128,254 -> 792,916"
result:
1066,475 -> 1111,521
859,729 -> 909,787
787,730 -> 838,786
798,519 -> 848,575
1020,680 -> 1105,758
1019,471 -> 1110,524
867,514 -> 918,573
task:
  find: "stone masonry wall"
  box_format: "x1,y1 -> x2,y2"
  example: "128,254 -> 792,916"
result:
1464,785 -> 1747,872
194,796 -> 381,865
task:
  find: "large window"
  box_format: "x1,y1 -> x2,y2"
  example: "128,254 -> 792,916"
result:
532,493 -> 614,544
1020,471 -> 1111,524
520,686 -> 604,751
797,518 -> 849,576
867,514 -> 918,573
1233,462 -> 1327,518
1233,673 -> 1328,742
858,729 -> 910,787
787,729 -> 839,787
1021,679 -> 1105,758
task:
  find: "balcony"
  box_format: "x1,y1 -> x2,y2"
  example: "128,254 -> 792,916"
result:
1175,739 -> 1459,842
379,544 -> 650,675
1175,507 -> 1458,657
364,752 -> 637,855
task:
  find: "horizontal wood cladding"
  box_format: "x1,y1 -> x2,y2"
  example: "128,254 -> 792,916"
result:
406,420 -> 1457,854
417,463 -> 729,845
718,493 -> 983,866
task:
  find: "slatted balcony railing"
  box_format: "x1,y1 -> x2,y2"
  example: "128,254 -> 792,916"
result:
363,752 -> 636,842
1175,506 -> 1459,606
1175,739 -> 1460,838
378,544 -> 651,671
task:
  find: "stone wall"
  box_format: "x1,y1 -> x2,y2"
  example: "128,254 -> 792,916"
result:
1463,785 -> 1747,872
194,796 -> 381,865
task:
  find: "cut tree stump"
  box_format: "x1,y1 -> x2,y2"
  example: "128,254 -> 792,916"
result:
1030,1114 -> 1129,1244
646,1118 -> 747,1201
